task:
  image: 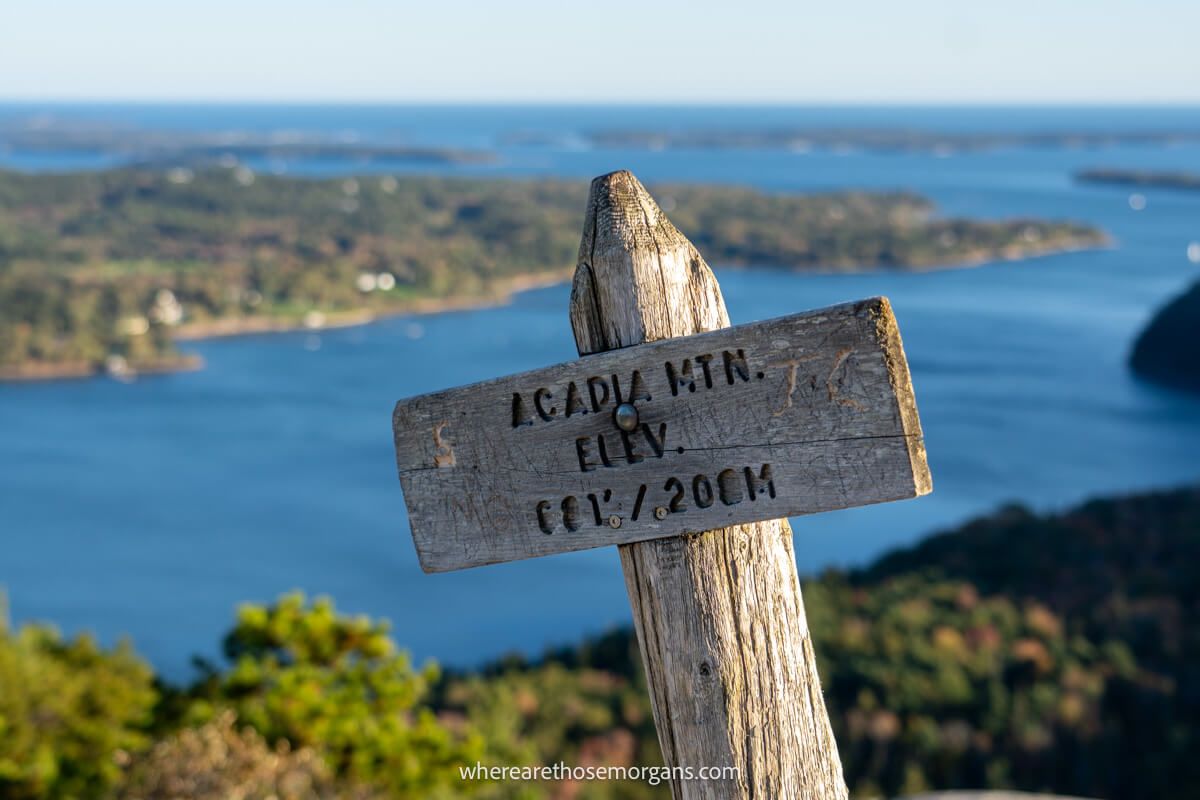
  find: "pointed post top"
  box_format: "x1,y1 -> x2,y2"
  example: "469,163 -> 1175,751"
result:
571,170 -> 729,355
578,170 -> 684,256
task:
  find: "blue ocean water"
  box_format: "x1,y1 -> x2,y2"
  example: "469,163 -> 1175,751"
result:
2,105 -> 1199,680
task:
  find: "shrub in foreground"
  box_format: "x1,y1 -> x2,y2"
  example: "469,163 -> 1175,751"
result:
185,593 -> 483,798
121,710 -> 358,800
0,610 -> 157,799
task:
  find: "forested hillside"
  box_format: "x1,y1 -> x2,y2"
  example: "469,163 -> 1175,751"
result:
3,485 -> 1197,798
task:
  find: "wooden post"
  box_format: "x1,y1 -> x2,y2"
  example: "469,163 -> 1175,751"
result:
569,171 -> 850,798
393,168 -> 930,796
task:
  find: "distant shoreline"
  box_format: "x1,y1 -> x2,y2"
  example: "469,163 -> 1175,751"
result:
0,243 -> 1109,385
1076,168 -> 1200,192
700,239 -> 1111,276
585,128 -> 1200,154
0,354 -> 204,384
172,270 -> 574,342
0,272 -> 573,383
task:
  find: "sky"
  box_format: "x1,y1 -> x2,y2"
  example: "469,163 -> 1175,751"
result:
2,0 -> 1199,104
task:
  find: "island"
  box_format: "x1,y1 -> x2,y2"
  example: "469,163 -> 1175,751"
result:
0,168 -> 1108,381
0,123 -> 493,166
1077,168 -> 1200,192
1130,279 -> 1200,392
583,128 -> 1200,154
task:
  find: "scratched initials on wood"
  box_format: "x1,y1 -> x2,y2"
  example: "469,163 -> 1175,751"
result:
392,297 -> 929,572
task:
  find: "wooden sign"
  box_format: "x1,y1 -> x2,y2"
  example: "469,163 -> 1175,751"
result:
393,296 -> 929,573
391,170 -> 929,797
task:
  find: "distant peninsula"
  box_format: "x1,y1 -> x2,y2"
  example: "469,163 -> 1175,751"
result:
0,125 -> 492,166
1077,168 -> 1200,192
581,128 -> 1200,154
1131,279 -> 1200,393
0,168 -> 1106,381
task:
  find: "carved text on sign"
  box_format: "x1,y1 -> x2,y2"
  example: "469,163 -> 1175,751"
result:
536,462 -> 777,535
392,298 -> 930,572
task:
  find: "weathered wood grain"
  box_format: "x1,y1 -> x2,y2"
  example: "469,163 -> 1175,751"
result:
393,299 -> 928,573
570,171 -> 879,798
389,169 -> 932,798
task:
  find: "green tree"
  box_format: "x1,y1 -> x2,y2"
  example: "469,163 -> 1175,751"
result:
188,592 -> 483,798
0,603 -> 157,799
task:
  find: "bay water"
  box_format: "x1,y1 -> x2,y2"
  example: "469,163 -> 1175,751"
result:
2,105 -> 1199,679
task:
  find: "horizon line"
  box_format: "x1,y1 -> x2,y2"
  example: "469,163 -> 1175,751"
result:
3,98 -> 1200,109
